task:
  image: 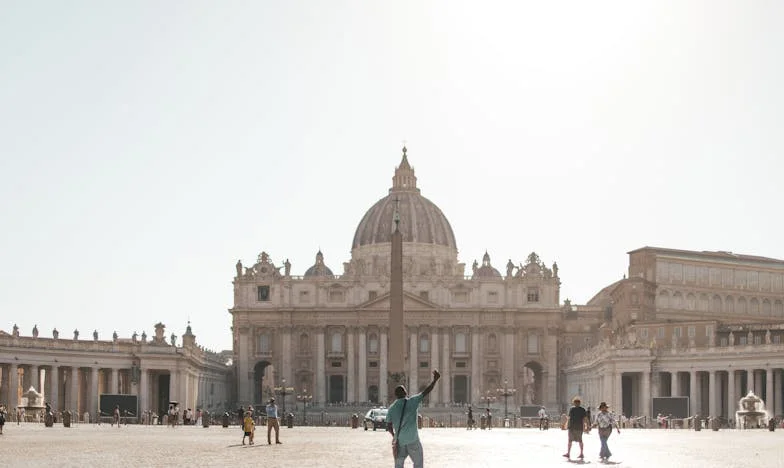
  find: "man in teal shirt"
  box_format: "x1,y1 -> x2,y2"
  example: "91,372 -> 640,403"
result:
386,369 -> 441,468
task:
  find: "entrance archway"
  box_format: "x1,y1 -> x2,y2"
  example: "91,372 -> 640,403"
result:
522,361 -> 543,405
453,375 -> 469,404
328,375 -> 344,403
254,361 -> 272,405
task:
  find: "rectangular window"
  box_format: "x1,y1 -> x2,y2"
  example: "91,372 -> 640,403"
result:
453,291 -> 468,303
210,383 -> 214,395
329,290 -> 344,302
299,290 -> 310,303
331,361 -> 342,367
257,285 -> 270,301
639,328 -> 649,339
456,361 -> 466,368
774,335 -> 781,345
369,361 -> 378,368
527,288 -> 539,303
705,325 -> 714,337
419,336 -> 429,353
487,291 -> 498,304
687,326 -> 695,338
754,335 -> 762,345
419,291 -> 429,301
674,327 -> 682,338
720,337 -> 728,347
527,334 -> 539,354
368,290 -> 378,301
419,361 -> 429,368
739,336 -> 747,345
258,334 -> 270,353
657,327 -> 665,338
565,346 -> 572,356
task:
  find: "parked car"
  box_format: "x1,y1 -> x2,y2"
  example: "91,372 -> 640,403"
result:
363,408 -> 388,431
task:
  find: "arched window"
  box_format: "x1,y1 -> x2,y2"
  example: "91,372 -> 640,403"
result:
750,298 -> 760,315
419,334 -> 429,353
369,333 -> 378,354
762,299 -> 771,315
657,290 -> 670,309
673,292 -> 683,309
711,295 -> 722,313
724,296 -> 734,314
738,297 -> 747,314
299,333 -> 309,353
698,294 -> 709,311
774,300 -> 784,317
455,333 -> 467,353
331,332 -> 342,352
686,293 -> 696,310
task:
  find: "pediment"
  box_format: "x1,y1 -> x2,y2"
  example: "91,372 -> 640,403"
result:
358,291 -> 438,310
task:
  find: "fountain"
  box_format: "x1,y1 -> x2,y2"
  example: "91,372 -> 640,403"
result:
21,387 -> 46,422
735,391 -> 769,429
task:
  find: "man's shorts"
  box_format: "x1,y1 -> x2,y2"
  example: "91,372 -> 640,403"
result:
568,428 -> 583,443
244,431 -> 252,437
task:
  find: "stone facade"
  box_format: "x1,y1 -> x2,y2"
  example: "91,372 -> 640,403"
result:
231,148 -> 564,410
564,247 -> 784,420
0,323 -> 230,421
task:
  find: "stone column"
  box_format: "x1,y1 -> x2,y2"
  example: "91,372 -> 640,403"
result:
90,367 -> 99,421
347,327 -> 355,403
504,331 -> 515,391
169,369 -> 179,410
379,328 -> 388,404
689,370 -> 698,415
281,327 -> 292,387
139,368 -> 148,414
69,367 -> 79,412
409,327 -> 418,394
8,364 -> 19,408
110,368 -> 118,394
430,330 -> 440,405
30,365 -> 39,392
50,366 -> 59,410
766,368 -> 774,415
755,370 -> 763,396
316,331 -> 326,405
615,371 -> 623,411
641,371 -> 651,418
672,371 -> 680,397
470,327 -> 480,403
727,370 -> 736,421
441,328 -> 451,404
775,369 -> 783,420
358,327 -> 367,402
237,330 -> 250,405
708,370 -> 717,418
746,369 -> 754,394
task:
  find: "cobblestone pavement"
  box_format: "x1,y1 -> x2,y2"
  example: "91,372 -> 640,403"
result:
1,423 -> 783,467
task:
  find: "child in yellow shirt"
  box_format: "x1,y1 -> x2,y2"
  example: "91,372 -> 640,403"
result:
242,411 -> 255,445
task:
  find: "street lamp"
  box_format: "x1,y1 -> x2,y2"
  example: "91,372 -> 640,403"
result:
274,378 -> 295,414
496,378 -> 517,422
479,390 -> 497,407
296,388 -> 313,425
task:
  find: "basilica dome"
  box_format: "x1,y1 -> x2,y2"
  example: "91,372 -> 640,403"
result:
351,148 -> 457,250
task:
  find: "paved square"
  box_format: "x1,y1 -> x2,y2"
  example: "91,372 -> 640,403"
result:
1,423 -> 783,467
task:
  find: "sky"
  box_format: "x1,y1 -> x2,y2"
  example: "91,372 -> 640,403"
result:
1,1 -> 783,352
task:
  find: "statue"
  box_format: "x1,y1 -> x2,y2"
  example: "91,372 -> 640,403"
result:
132,331 -> 138,343
258,251 -> 270,264
553,262 -> 559,278
765,329 -> 772,345
12,324 -> 19,337
729,331 -> 735,346
506,259 -> 514,278
52,328 -> 59,340
472,260 -> 479,276
171,333 -> 177,346
284,259 -> 291,277
747,330 -> 753,345
32,324 -> 39,338
112,331 -> 118,342
93,330 -> 98,341
235,260 -> 243,278
141,331 -> 147,343
73,329 -> 79,340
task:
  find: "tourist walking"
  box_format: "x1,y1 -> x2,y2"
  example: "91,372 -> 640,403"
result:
386,369 -> 441,468
266,398 -> 281,445
593,402 -> 620,463
0,405 -> 6,434
563,397 -> 588,461
466,406 -> 474,430
538,406 -> 548,430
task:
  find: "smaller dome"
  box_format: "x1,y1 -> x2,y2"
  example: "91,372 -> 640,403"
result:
472,251 -> 501,278
304,250 -> 334,278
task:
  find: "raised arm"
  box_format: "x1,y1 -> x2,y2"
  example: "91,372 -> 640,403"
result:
421,369 -> 441,397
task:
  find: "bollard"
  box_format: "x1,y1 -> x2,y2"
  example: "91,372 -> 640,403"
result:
222,412 -> 230,428
202,411 -> 210,428
62,411 -> 71,428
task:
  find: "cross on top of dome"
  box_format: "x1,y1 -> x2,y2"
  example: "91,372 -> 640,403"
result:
391,146 -> 418,193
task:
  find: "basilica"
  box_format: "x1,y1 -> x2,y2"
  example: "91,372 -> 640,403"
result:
3,148 -> 784,423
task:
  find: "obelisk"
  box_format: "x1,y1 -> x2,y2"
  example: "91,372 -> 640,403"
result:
388,197 -> 405,400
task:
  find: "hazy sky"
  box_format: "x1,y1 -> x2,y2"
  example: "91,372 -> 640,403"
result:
2,1 -> 782,351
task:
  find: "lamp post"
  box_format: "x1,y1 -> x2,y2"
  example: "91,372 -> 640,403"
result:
296,388 -> 312,425
496,378 -> 517,422
274,378 -> 295,414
